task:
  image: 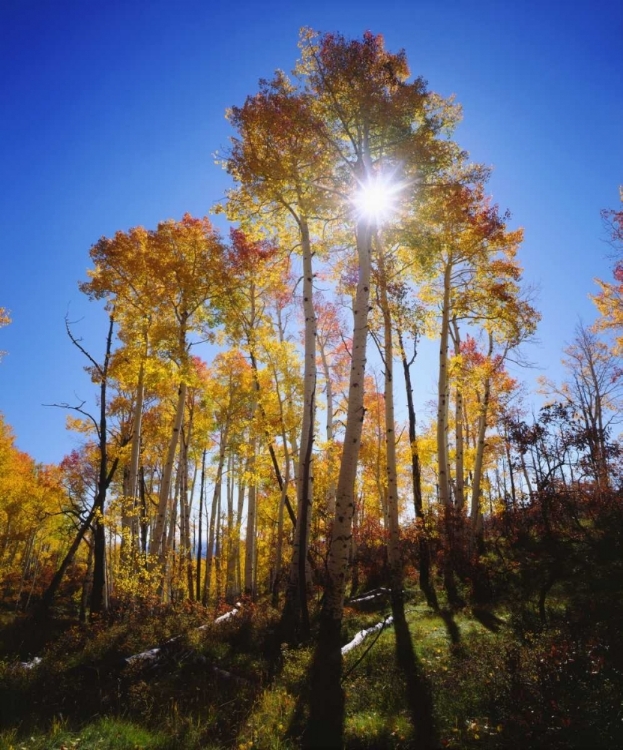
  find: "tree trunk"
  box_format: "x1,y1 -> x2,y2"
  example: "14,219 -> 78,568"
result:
204,429 -> 228,605
470,333 -> 494,544
377,242 -> 402,597
149,381 -> 187,559
451,317 -> 465,511
398,330 -> 437,608
90,314 -> 116,617
436,260 -> 453,508
196,448 -> 206,601
323,207 -> 373,627
244,439 -> 257,598
319,331 -> 337,519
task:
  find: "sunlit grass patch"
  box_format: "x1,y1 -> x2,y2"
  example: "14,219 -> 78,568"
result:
0,717 -> 171,749
236,686 -> 297,749
344,709 -> 413,748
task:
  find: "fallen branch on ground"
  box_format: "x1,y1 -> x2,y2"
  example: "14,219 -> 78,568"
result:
126,603 -> 242,665
347,587 -> 389,605
341,614 -> 394,655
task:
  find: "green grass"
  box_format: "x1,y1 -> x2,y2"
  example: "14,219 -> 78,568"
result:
1,594 -> 623,749
0,717 -> 172,750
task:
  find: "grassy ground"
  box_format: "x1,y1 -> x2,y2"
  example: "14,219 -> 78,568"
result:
1,592 -> 622,749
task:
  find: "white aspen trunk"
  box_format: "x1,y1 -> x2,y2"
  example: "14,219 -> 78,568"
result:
244,439 -> 257,598
436,260 -> 453,508
120,466 -> 132,562
225,452 -> 237,602
470,333 -> 494,537
196,448 -> 206,601
325,210 -> 373,623
214,484 -> 223,605
204,428 -> 228,605
127,358 -> 145,545
149,381 -> 187,558
319,341 -> 337,518
286,219 -> 316,627
165,456 -> 183,556
162,464 -> 182,602
235,471 -> 246,599
451,318 -> 465,511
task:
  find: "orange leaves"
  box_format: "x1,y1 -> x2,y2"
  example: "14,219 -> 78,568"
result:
225,71 -> 330,219
82,215 -> 228,373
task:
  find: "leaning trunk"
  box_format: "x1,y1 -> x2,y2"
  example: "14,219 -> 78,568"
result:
470,333 -> 494,544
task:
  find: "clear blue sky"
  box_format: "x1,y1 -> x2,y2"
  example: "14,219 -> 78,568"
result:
0,0 -> 621,464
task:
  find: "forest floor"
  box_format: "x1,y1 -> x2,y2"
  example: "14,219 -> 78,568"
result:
0,589 -> 621,749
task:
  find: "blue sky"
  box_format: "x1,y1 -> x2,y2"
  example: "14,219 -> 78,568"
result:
0,0 -> 621,464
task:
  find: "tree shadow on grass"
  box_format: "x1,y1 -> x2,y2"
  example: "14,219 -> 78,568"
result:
287,614 -> 344,749
471,607 -> 506,633
392,594 -> 437,750
287,598 -> 439,749
439,608 -> 462,646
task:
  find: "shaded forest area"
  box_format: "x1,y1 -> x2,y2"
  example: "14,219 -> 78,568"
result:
2,29 -> 623,749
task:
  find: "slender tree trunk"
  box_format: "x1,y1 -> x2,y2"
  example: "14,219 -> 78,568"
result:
225,453 -> 237,602
37,456 -> 119,617
451,318 -> 465,511
214,485 -> 223,607
124,352 -> 146,553
196,448 -> 206,601
139,467 -> 148,556
244,439 -> 257,598
272,428 -> 290,607
204,429 -> 228,605
319,336 -> 337,518
435,262 -> 461,608
247,348 -> 297,529
90,314 -> 116,617
437,260 -> 453,508
79,536 -> 94,623
398,330 -> 437,608
377,244 -> 402,598
235,472 -> 246,599
322,204 -> 373,626
149,381 -> 187,559
281,216 -> 319,638
470,333 -> 494,544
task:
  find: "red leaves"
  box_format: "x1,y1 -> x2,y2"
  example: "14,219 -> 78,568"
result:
228,229 -> 276,272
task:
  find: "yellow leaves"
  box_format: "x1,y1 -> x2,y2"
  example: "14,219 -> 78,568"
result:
592,278 -> 623,355
82,215 -> 228,371
0,414 -> 68,584
65,415 -> 94,435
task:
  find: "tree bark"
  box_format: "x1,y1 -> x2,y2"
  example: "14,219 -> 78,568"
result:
149,381 -> 187,559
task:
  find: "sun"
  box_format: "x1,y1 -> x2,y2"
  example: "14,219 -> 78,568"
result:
352,172 -> 403,225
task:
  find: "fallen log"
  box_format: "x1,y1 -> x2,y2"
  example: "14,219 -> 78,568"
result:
341,615 -> 394,655
126,603 -> 242,665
